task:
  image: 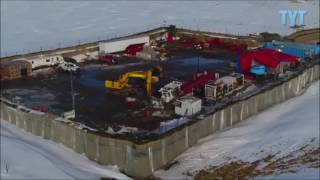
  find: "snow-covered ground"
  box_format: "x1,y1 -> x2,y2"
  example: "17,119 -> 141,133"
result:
1,1 -> 319,56
154,81 -> 320,179
0,121 -> 130,180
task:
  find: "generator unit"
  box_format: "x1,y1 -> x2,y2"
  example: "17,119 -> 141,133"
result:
175,95 -> 202,116
205,73 -> 244,101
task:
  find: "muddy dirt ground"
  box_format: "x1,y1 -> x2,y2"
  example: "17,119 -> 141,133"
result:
1,51 -> 236,132
194,144 -> 320,180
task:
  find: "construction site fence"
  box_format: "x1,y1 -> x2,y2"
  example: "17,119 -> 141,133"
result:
1,64 -> 319,178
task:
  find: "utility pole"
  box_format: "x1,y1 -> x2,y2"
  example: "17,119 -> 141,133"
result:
197,51 -> 200,72
70,71 -> 75,118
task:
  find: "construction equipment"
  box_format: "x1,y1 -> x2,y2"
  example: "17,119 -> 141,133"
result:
175,95 -> 202,116
205,73 -> 245,101
105,66 -> 163,96
158,81 -> 183,103
179,71 -> 219,96
58,61 -> 80,73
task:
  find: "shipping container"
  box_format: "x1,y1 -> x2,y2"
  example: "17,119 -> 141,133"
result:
125,43 -> 145,56
264,41 -> 320,60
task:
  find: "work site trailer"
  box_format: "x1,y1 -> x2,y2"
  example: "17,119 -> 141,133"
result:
26,54 -> 64,69
99,35 -> 150,54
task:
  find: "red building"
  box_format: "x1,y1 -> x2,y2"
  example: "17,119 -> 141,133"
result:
238,48 -> 299,74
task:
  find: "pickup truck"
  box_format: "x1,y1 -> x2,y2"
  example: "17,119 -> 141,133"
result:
58,61 -> 80,73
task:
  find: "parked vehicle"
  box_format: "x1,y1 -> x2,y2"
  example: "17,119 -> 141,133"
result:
99,54 -> 119,65
58,61 -> 80,73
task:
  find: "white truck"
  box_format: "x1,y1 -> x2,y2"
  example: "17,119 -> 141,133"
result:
158,81 -> 183,103
58,61 -> 80,73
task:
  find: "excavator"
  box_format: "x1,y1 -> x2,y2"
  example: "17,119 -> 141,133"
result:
105,66 -> 163,96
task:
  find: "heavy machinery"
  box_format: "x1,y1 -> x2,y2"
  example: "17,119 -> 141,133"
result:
105,66 -> 163,96
179,71 -> 220,96
205,73 -> 245,101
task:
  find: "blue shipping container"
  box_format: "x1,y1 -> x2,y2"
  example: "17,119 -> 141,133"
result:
263,42 -> 305,59
264,41 -> 320,60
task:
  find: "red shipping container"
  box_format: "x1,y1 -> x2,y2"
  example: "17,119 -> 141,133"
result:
126,43 -> 145,56
167,35 -> 174,43
180,71 -> 218,96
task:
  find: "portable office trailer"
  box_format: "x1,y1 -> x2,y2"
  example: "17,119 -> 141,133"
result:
99,35 -> 150,54
26,54 -> 64,69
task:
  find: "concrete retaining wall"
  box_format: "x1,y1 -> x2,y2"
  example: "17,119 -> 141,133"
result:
1,64 -> 319,178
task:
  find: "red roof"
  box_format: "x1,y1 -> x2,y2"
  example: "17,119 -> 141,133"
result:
180,71 -> 217,96
209,38 -> 247,52
239,49 -> 298,73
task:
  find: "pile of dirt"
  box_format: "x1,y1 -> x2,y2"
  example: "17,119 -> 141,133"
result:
194,145 -> 319,180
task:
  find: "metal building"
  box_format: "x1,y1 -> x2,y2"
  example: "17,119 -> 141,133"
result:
264,40 -> 320,60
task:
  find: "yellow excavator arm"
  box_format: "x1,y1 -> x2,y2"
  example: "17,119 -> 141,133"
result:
105,69 -> 160,96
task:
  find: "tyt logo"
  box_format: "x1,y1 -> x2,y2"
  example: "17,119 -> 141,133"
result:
279,10 -> 307,27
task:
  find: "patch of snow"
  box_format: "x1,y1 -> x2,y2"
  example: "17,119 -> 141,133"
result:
0,120 -> 130,180
72,54 -> 88,63
1,1 -> 319,56
117,126 -> 139,134
154,81 -> 319,179
154,117 -> 191,134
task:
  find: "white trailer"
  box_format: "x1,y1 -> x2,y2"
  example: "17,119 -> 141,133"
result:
175,96 -> 202,116
26,54 -> 64,69
99,35 -> 150,54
